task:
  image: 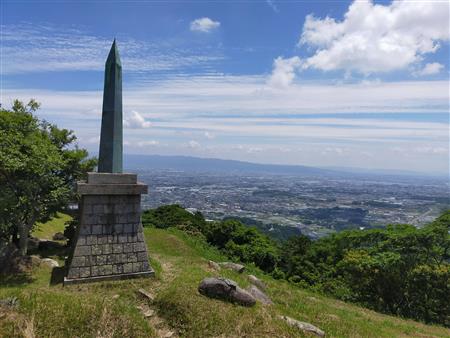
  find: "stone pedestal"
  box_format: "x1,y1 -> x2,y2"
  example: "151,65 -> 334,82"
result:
64,173 -> 154,285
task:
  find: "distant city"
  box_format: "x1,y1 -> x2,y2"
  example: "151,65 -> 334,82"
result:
129,156 -> 450,239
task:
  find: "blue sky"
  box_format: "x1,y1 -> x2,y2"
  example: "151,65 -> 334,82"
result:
1,0 -> 449,174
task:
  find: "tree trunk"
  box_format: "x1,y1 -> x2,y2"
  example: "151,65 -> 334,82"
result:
18,223 -> 29,256
11,228 -> 19,246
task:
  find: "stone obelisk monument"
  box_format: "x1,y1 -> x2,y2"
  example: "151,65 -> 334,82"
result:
64,40 -> 154,284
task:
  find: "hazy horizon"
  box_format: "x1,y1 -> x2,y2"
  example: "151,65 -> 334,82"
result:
116,153 -> 447,177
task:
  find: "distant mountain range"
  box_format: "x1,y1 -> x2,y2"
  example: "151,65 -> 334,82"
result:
125,154 -> 335,176
124,154 -> 445,180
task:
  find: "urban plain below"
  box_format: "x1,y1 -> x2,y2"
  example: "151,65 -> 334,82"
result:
129,156 -> 450,240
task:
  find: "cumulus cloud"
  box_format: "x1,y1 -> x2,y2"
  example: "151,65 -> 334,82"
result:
268,56 -> 302,88
123,111 -> 152,129
416,62 -> 444,76
190,17 -> 220,33
300,0 -> 449,74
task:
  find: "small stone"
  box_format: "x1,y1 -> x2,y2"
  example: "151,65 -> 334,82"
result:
279,315 -> 325,337
143,309 -> 154,318
136,304 -> 154,318
248,275 -> 266,290
163,331 -> 174,338
246,285 -> 273,305
41,258 -> 59,268
198,277 -> 255,307
137,288 -> 154,301
218,262 -> 245,273
112,294 -> 120,299
208,260 -> 220,271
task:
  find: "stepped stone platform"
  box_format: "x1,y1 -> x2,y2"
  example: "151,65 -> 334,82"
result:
64,173 -> 154,285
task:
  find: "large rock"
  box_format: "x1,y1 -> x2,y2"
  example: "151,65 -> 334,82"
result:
198,277 -> 256,307
279,315 -> 325,337
246,285 -> 273,305
248,274 -> 266,290
41,258 -> 59,268
218,262 -> 245,273
208,260 -> 220,271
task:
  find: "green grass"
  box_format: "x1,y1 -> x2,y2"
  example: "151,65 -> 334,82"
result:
32,212 -> 72,240
1,216 -> 449,337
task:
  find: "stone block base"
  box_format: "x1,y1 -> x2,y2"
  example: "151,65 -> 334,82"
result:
64,270 -> 154,285
64,173 -> 153,285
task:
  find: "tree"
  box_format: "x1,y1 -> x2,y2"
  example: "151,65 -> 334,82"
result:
278,210 -> 450,326
0,99 -> 96,255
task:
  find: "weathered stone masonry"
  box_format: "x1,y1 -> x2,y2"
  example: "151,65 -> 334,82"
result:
64,173 -> 154,284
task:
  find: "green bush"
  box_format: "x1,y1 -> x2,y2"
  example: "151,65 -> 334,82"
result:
279,210 -> 450,326
142,206 -> 280,272
141,204 -> 449,326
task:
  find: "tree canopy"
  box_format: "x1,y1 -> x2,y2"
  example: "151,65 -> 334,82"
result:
0,99 -> 96,254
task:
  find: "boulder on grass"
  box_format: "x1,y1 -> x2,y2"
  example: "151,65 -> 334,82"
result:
218,262 -> 245,273
208,260 -> 221,271
246,285 -> 273,305
248,274 -> 267,290
41,258 -> 59,268
198,277 -> 256,307
279,315 -> 325,337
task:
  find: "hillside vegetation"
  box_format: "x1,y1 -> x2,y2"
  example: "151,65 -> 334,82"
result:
142,205 -> 450,327
1,214 -> 449,337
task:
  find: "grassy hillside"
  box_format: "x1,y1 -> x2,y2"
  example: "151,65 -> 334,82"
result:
1,216 -> 449,337
32,212 -> 71,240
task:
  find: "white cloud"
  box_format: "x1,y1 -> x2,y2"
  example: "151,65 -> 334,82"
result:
414,146 -> 448,154
188,140 -> 201,148
266,0 -> 279,13
190,17 -> 220,33
300,0 -> 449,74
86,136 -> 100,144
4,77 -> 448,120
416,62 -> 444,76
247,147 -> 263,153
137,140 -> 159,147
322,147 -> 345,155
268,56 -> 302,88
204,131 -> 215,139
123,111 -> 152,129
3,76 -> 449,173
1,23 -> 223,74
